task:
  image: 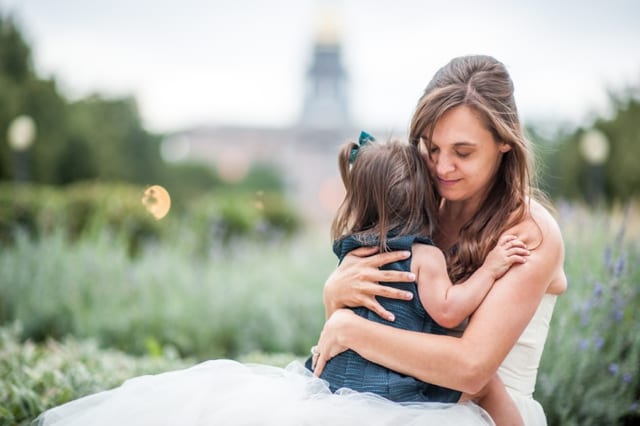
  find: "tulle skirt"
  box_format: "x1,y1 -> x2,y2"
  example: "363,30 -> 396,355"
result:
35,359 -> 495,426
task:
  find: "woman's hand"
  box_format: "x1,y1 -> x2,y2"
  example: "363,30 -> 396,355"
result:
312,309 -> 357,376
323,247 -> 416,321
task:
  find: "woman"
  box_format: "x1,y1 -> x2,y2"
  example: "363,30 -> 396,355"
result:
313,55 -> 567,425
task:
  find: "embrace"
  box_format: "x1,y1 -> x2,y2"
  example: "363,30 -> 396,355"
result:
36,55 -> 567,426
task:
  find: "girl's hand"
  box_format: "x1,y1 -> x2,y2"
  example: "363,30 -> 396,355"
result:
312,309 -> 357,377
483,234 -> 530,280
323,247 -> 416,322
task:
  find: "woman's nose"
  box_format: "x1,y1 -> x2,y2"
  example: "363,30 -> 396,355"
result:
435,153 -> 455,175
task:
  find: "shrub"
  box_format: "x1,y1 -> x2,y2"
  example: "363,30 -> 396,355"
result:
536,202 -> 640,425
0,323 -> 192,425
0,182 -> 303,256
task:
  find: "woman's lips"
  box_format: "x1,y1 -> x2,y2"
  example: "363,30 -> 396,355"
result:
437,177 -> 460,187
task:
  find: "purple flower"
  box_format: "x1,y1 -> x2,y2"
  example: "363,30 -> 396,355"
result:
614,255 -> 626,277
603,246 -> 612,269
614,309 -> 623,322
593,282 -> 603,298
614,294 -> 626,310
595,336 -> 604,350
580,300 -> 593,326
578,339 -> 589,351
609,363 -> 619,375
580,313 -> 590,327
623,373 -> 633,384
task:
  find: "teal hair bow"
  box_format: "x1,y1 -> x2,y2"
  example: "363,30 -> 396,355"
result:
349,131 -> 376,165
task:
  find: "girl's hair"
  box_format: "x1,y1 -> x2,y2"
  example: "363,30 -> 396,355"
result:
409,54 -> 542,281
331,139 -> 438,252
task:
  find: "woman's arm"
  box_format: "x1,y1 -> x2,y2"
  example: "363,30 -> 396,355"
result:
323,246 -> 416,321
415,236 -> 529,328
315,205 -> 565,394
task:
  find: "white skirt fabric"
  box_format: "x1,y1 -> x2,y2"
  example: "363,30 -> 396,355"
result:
35,359 -> 495,426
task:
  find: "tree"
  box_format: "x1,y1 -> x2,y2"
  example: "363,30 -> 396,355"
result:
534,86 -> 640,204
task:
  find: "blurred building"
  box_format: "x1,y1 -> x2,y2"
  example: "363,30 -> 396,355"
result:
161,10 -> 362,223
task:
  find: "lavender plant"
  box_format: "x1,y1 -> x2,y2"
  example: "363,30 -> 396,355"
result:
537,202 -> 640,425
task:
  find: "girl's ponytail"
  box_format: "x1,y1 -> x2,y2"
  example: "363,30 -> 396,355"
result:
337,141 -> 358,189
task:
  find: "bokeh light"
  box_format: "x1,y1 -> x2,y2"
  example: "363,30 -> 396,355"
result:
580,128 -> 610,165
217,151 -> 250,183
7,115 -> 37,151
141,185 -> 171,220
318,176 -> 345,214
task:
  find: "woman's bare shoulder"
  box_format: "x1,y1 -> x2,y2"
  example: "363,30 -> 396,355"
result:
507,199 -> 562,249
507,199 -> 567,294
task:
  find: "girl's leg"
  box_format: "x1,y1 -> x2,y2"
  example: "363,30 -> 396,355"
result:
459,374 -> 523,426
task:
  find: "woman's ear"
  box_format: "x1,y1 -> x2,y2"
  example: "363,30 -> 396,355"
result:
499,142 -> 512,153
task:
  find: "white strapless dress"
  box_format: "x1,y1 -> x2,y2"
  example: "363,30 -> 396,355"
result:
35,295 -> 557,426
498,293 -> 557,426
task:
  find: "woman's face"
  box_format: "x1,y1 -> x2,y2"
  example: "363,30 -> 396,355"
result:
420,105 -> 511,205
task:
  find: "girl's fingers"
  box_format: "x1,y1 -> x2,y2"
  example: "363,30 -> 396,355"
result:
500,234 -> 518,244
499,235 -> 529,250
506,247 -> 530,257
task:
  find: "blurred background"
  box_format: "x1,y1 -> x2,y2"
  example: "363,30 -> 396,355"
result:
0,0 -> 639,425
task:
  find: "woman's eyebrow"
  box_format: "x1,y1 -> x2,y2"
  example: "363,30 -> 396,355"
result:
453,141 -> 476,148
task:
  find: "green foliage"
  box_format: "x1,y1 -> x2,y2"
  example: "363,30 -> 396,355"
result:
0,225 -> 329,359
65,95 -> 164,185
0,322 -> 300,425
536,202 -> 640,425
0,14 -> 71,184
0,182 -> 163,256
0,203 -> 639,424
0,182 -> 303,256
598,94 -> 640,202
0,15 -> 293,214
233,163 -> 286,192
0,14 -> 31,82
534,89 -> 640,204
160,161 -> 221,205
0,323 -> 192,425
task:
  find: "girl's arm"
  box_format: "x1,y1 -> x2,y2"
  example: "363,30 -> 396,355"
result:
315,204 -> 566,394
415,235 -> 529,328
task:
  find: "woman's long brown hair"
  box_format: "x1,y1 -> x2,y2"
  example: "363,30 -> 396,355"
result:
409,55 -> 543,282
331,140 -> 438,252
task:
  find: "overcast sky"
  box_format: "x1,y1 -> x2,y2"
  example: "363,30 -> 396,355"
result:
1,0 -> 639,134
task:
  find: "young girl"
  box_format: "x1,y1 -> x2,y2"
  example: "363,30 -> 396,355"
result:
308,132 -> 528,425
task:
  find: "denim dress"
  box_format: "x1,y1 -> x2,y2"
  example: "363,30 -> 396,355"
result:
306,234 -> 462,403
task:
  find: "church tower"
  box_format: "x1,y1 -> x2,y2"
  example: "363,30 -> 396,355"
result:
299,8 -> 350,129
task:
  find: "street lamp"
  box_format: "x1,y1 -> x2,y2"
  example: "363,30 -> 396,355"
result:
579,128 -> 610,205
7,115 -> 37,182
